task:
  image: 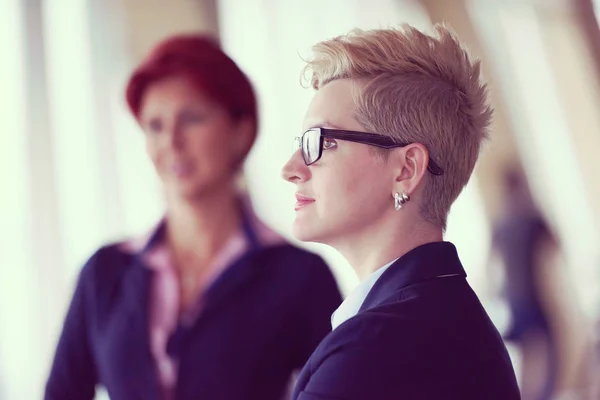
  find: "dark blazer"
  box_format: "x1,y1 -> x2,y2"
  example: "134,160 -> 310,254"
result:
293,242 -> 521,400
45,239 -> 342,400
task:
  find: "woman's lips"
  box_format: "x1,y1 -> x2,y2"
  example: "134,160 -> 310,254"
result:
295,193 -> 315,211
172,162 -> 194,178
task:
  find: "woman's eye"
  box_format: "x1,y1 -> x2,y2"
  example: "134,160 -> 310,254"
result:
146,119 -> 162,134
323,138 -> 337,150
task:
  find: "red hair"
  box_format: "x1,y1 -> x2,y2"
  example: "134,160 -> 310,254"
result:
125,34 -> 258,142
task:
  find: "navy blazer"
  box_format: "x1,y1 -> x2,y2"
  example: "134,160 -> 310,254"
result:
45,240 -> 342,400
293,242 -> 520,400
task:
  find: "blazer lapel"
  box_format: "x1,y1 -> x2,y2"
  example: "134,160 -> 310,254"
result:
200,249 -> 263,318
293,365 -> 312,400
120,258 -> 161,400
359,242 -> 466,313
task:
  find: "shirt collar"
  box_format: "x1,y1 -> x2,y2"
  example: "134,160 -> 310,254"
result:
330,257 -> 399,330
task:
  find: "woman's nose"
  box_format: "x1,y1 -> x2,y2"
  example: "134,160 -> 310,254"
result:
167,125 -> 186,150
281,150 -> 308,183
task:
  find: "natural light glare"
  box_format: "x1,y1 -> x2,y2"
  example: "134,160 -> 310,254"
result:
110,73 -> 164,237
0,2 -> 42,399
445,180 -> 491,292
42,0 -> 107,277
594,0 -> 600,26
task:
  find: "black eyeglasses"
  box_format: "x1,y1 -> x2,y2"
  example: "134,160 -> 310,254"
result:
294,127 -> 444,175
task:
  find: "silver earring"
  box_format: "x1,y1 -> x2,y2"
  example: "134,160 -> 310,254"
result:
394,192 -> 410,210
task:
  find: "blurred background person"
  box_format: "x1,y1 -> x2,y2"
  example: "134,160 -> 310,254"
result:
44,34 -> 342,400
489,166 -> 559,400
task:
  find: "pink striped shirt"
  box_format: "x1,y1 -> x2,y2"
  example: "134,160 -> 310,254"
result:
122,204 -> 286,399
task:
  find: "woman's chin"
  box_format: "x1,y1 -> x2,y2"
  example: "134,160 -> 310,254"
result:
292,221 -> 326,244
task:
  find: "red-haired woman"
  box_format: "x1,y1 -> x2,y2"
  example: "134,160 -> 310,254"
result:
45,35 -> 342,400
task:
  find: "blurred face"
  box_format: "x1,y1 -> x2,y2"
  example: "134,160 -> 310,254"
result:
281,79 -> 395,245
139,75 -> 250,201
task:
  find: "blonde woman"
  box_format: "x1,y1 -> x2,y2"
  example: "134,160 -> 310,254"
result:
282,25 -> 521,400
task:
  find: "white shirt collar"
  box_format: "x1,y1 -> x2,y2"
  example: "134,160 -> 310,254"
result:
331,257 -> 399,330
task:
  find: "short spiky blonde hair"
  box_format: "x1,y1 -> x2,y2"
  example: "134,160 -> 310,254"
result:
302,24 -> 493,229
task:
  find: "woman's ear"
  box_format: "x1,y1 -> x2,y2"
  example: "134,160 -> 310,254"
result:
391,143 -> 430,194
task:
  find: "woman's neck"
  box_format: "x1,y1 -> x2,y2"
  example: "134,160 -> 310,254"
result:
165,186 -> 242,269
333,216 -> 443,281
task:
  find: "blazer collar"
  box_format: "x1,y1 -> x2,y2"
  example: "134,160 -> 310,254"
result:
359,241 -> 466,313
